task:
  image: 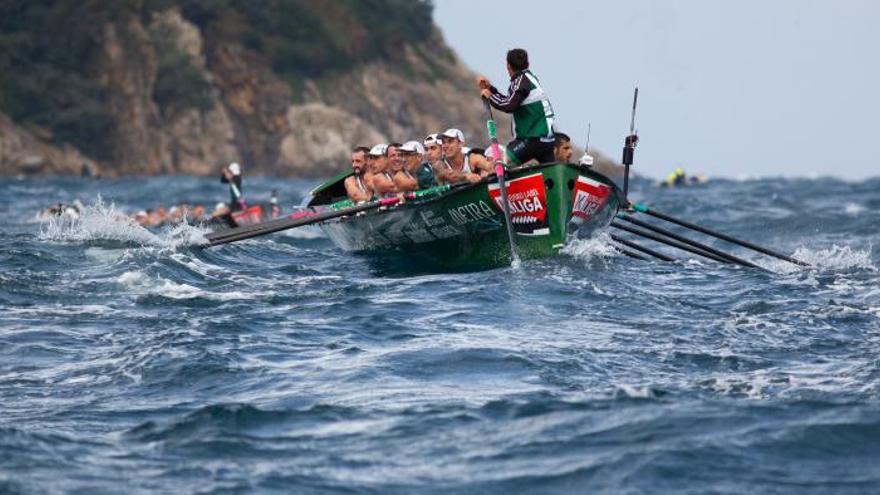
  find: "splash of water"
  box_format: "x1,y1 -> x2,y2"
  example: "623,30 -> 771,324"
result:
560,230 -> 619,262
39,197 -> 208,249
792,244 -> 876,271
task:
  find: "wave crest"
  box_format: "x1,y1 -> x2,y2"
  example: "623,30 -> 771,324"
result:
792,245 -> 876,271
560,231 -> 619,262
38,198 -> 207,248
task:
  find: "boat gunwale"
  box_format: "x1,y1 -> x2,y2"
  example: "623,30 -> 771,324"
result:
315,162 -> 620,224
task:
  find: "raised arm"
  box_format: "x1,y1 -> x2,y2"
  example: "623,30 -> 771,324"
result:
487,73 -> 529,113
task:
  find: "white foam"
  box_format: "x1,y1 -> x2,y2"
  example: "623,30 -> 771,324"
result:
792,245 -> 876,271
845,202 -> 866,215
560,231 -> 618,262
116,270 -> 256,301
615,384 -> 658,399
39,198 -> 208,248
278,225 -> 325,239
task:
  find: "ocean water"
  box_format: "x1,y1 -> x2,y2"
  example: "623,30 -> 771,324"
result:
1,174 -> 879,494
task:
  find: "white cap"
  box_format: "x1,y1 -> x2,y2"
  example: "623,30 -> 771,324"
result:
423,133 -> 441,147
400,140 -> 425,154
485,144 -> 507,162
369,144 -> 388,156
228,162 -> 241,175
441,128 -> 465,143
215,202 -> 227,210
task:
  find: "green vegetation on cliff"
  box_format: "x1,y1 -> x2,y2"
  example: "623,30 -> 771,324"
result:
0,0 -> 437,162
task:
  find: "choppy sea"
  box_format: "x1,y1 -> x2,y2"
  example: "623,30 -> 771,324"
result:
1,174 -> 879,494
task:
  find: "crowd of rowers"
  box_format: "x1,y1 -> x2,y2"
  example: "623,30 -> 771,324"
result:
344,128 -> 577,203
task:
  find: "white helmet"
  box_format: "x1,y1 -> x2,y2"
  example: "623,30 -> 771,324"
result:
485,144 -> 507,163
228,162 -> 241,175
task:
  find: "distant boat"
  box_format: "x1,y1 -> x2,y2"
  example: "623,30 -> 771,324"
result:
659,168 -> 709,188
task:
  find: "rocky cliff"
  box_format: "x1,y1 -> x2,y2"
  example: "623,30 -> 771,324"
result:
0,1 -> 614,177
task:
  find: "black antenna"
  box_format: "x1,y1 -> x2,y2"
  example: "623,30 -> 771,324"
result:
585,123 -> 591,154
621,87 -> 639,203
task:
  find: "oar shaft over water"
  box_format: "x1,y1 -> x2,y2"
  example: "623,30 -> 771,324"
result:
483,98 -> 520,265
612,245 -> 648,261
611,221 -> 731,264
206,179 -> 493,247
206,197 -> 399,246
631,203 -> 809,267
610,234 -> 675,262
618,214 -> 762,269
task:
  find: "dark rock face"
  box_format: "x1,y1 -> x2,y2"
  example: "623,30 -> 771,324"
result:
0,2 -> 492,177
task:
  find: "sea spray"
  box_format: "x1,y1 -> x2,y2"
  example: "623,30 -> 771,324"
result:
39,197 -> 208,249
560,230 -> 619,262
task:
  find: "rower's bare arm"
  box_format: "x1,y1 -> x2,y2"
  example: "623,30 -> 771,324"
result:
465,172 -> 482,184
344,177 -> 371,202
433,166 -> 449,184
472,155 -> 493,177
373,175 -> 397,195
393,173 -> 418,192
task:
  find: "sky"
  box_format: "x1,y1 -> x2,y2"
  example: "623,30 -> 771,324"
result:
434,0 -> 880,179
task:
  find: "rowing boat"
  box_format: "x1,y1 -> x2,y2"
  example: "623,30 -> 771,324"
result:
305,162 -> 622,270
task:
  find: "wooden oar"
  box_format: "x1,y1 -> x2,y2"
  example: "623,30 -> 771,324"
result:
610,234 -> 675,262
205,196 -> 400,247
618,213 -> 763,269
611,221 -> 732,264
630,202 -> 810,266
483,97 -> 520,265
205,180 -> 491,247
612,245 -> 648,261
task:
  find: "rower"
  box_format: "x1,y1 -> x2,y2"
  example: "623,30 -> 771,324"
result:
424,134 -> 442,165
344,146 -> 373,202
190,205 -> 206,222
394,141 -> 424,192
485,143 -> 508,165
387,142 -> 405,177
438,128 -> 484,184
220,162 -> 246,211
478,48 -> 556,165
269,189 -> 281,218
366,144 -> 397,196
554,132 -> 573,163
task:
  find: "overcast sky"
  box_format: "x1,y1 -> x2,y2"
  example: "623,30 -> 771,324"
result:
434,0 -> 880,179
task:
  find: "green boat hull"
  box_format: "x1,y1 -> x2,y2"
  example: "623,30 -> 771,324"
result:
316,163 -> 621,270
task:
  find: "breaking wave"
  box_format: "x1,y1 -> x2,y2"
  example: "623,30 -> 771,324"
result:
559,230 -> 619,262
38,198 -> 208,248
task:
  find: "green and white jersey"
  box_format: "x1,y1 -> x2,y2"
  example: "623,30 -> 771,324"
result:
488,70 -> 555,141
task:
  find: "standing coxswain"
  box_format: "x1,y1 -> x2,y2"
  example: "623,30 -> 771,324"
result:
478,48 -> 556,166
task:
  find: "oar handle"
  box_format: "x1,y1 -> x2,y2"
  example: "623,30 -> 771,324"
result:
483,97 -> 506,176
